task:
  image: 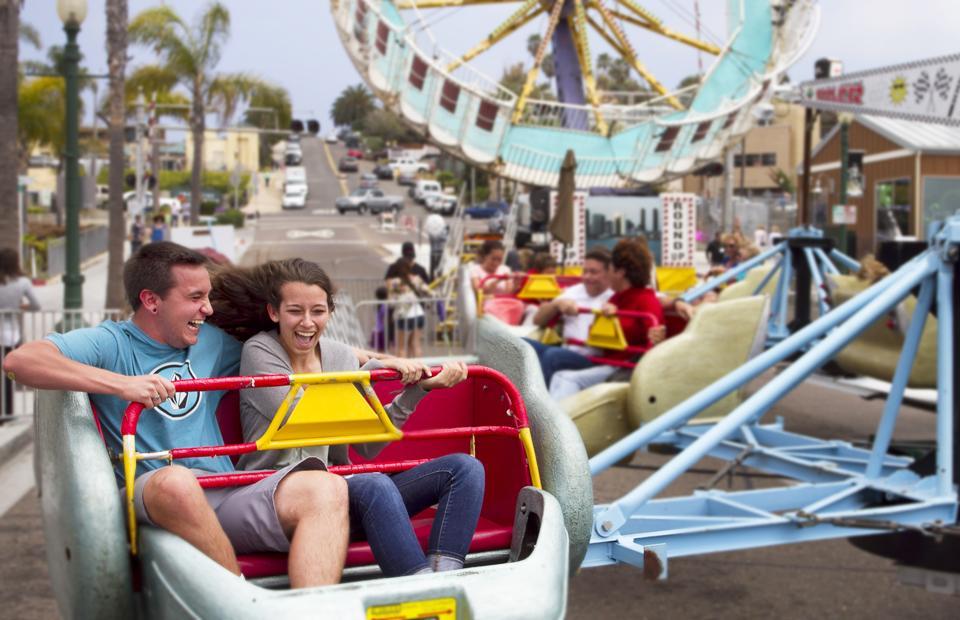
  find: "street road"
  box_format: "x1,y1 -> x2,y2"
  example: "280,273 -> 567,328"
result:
0,138 -> 955,618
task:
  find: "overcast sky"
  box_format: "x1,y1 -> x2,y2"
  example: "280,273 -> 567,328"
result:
21,0 -> 960,131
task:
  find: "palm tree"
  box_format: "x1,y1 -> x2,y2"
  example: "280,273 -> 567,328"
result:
105,0 -> 128,310
0,0 -> 25,252
129,3 -> 272,225
331,84 -> 375,130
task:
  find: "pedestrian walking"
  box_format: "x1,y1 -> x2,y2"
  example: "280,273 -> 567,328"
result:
130,214 -> 145,255
0,248 -> 40,420
150,214 -> 167,243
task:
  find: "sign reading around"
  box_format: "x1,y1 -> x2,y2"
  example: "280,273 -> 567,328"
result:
660,193 -> 696,267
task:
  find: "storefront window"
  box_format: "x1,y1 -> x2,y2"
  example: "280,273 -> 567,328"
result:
875,178 -> 911,241
923,177 -> 960,237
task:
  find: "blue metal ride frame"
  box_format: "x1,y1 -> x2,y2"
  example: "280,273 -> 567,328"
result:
680,226 -> 862,345
582,216 -> 960,577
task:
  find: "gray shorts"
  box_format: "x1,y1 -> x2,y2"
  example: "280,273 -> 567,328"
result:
129,457 -> 327,554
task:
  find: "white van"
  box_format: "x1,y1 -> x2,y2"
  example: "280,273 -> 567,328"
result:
285,166 -> 307,184
413,180 -> 442,204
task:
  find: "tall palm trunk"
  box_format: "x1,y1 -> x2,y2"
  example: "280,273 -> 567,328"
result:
0,1 -> 21,253
105,0 -> 128,310
189,82 -> 204,226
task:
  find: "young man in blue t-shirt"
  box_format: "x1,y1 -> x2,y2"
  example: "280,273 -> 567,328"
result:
4,242 -> 349,588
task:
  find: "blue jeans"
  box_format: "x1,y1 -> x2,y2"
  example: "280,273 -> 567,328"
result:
346,453 -> 485,576
522,338 -> 594,386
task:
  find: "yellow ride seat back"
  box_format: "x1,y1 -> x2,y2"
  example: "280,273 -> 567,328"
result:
585,314 -> 627,351
517,274 -> 562,300
656,266 -> 697,296
256,378 -> 402,451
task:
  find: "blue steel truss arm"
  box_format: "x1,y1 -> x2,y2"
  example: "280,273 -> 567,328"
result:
588,250 -> 933,478
935,257 -> 955,496
680,243 -> 785,304
768,243 -> 793,342
813,247 -> 840,275
803,247 -> 829,317
752,253 -> 783,296
865,276 -> 935,478
594,251 -> 940,537
829,248 -> 861,273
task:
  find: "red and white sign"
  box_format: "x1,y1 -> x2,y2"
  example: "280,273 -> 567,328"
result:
660,193 -> 696,267
800,53 -> 960,127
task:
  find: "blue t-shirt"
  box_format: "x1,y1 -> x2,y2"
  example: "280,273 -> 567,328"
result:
47,320 -> 242,483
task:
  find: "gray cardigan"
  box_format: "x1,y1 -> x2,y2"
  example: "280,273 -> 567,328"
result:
237,331 -> 428,471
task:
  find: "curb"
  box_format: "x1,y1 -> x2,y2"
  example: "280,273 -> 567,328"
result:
31,252 -> 109,286
0,418 -> 32,471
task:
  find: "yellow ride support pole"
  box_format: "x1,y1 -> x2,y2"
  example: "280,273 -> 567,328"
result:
615,0 -> 720,55
512,0 -> 567,124
570,0 -> 608,134
586,0 -> 683,110
447,0 -> 544,72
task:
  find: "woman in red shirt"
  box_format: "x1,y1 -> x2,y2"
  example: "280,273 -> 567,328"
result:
549,238 -> 665,399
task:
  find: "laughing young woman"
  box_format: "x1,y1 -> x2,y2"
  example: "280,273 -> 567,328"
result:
209,258 -> 484,577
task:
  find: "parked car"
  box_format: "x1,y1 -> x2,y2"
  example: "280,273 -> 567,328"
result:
95,184 -> 110,208
358,173 -> 378,189
282,184 -> 307,209
286,166 -> 307,184
325,132 -> 339,144
284,152 -> 302,166
338,156 -> 360,173
425,193 -> 458,216
346,148 -> 365,159
389,158 -> 430,176
366,148 -> 388,161
464,200 -> 510,219
397,170 -> 418,186
413,180 -> 442,204
335,188 -> 403,215
373,164 -> 395,180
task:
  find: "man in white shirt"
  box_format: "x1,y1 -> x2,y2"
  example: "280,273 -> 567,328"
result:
523,247 -> 613,386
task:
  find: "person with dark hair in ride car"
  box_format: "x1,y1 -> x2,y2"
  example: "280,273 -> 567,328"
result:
548,238 -> 666,400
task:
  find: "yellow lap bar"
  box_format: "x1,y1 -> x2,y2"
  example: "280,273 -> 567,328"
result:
519,427 -> 542,489
123,435 -> 138,555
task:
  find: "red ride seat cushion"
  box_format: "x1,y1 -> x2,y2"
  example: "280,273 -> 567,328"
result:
236,511 -> 513,579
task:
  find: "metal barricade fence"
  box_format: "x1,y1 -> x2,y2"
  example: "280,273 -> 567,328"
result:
0,308 -> 127,419
351,297 -> 466,357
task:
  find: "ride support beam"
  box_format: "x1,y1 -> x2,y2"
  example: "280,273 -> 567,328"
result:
586,0 -> 683,110
569,0 -> 607,134
396,0 -> 523,9
446,0 -> 544,72
610,2 -> 721,55
512,0 -> 567,123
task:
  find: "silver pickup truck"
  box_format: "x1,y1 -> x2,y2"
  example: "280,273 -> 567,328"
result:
335,188 -> 404,215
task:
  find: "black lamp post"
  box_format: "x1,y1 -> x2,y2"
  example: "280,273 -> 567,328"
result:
57,0 -> 87,320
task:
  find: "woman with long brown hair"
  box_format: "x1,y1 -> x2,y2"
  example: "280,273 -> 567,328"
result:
209,258 -> 484,577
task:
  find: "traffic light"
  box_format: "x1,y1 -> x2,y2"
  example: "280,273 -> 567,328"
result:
290,119 -> 304,133
307,119 -> 320,135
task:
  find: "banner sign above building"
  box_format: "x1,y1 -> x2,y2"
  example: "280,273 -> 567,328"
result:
799,53 -> 960,126
660,193 -> 696,267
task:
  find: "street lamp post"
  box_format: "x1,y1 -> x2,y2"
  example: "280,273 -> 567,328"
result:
837,112 -> 854,255
58,0 -> 88,317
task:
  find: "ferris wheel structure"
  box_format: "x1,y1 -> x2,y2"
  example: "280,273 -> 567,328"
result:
332,0 -> 820,188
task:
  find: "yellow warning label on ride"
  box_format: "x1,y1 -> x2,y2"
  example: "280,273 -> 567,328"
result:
366,597 -> 457,620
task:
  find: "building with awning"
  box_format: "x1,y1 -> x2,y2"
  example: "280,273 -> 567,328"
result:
797,114 -> 960,254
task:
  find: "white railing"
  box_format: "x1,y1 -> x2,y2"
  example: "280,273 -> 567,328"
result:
353,297 -> 465,357
0,309 -> 127,418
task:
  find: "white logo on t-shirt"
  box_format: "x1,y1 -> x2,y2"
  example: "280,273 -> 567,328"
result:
148,360 -> 203,419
